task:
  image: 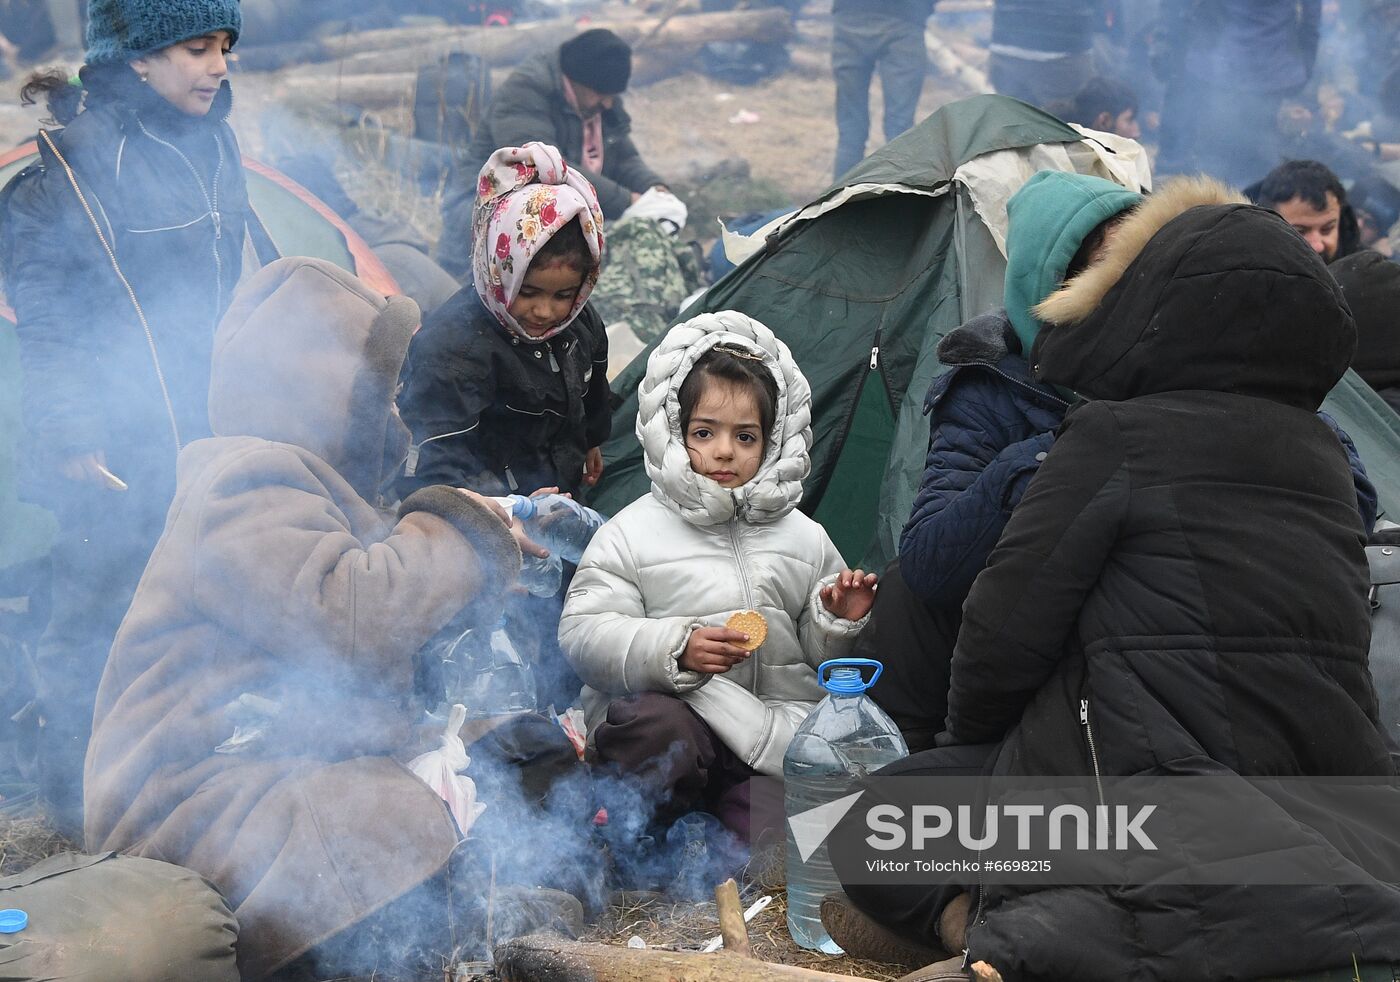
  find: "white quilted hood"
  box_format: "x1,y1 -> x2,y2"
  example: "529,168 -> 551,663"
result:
636,311 -> 812,526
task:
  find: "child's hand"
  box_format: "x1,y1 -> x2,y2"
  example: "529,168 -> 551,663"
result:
583,447 -> 605,487
679,627 -> 752,674
821,569 -> 878,622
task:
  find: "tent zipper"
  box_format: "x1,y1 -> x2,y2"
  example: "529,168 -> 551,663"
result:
803,328 -> 891,515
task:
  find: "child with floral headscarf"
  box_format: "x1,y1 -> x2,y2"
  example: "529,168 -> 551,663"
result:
399,142 -> 611,500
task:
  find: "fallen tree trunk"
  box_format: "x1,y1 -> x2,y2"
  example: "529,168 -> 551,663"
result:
494,936 -> 885,982
925,27 -> 991,94
280,43 -> 676,112
296,71 -> 418,110
297,8 -> 792,76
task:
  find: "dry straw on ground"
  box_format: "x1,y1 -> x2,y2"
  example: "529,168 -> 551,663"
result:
586,889 -> 906,982
0,814 -> 74,877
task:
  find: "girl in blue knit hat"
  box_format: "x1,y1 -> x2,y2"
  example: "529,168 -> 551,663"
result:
0,0 -> 248,835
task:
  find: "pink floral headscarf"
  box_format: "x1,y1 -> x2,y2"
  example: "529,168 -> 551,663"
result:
472,142 -> 605,342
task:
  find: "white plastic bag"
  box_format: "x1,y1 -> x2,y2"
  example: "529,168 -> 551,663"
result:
408,704 -> 487,836
619,187 -> 688,235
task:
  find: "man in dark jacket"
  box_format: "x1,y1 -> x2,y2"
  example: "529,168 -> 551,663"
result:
987,0 -> 1097,110
1156,0 -> 1321,185
831,0 -> 933,179
1247,158 -> 1358,262
437,29 -> 667,279
837,181 -> 1400,981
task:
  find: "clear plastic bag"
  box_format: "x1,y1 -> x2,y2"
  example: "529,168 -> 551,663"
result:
214,693 -> 283,756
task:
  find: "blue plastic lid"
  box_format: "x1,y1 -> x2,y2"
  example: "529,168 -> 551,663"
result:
819,658 -> 883,694
0,909 -> 28,933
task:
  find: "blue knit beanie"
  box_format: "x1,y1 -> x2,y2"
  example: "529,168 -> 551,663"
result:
85,0 -> 241,64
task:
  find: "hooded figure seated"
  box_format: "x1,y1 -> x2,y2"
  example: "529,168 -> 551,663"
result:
82,258 -> 536,980
834,181 -> 1400,981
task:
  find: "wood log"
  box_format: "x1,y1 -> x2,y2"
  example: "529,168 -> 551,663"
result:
935,0 -> 992,11
714,878 -> 754,959
924,27 -> 991,94
275,47 -> 676,113
281,71 -> 417,110
297,8 -> 793,76
494,936 -> 885,982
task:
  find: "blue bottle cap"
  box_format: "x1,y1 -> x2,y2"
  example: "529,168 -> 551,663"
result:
0,909 -> 28,933
818,658 -> 884,693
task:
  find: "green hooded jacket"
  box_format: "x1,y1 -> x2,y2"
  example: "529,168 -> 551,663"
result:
1003,170 -> 1143,358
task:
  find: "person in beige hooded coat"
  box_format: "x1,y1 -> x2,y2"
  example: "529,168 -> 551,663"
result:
83,258 -> 524,979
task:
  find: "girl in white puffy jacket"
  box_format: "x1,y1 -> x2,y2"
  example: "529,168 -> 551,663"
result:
559,311 -> 876,845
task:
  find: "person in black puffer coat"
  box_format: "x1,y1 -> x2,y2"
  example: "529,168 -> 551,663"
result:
864,173 -> 1376,757
1330,248 -> 1400,415
842,178 -> 1400,981
0,0 -> 247,835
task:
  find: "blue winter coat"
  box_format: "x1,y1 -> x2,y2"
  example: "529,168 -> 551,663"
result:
899,310 -> 1378,608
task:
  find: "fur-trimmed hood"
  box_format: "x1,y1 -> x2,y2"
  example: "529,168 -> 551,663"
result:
1030,178 -> 1357,410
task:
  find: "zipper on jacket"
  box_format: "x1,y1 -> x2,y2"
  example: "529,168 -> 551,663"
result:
504,464 -> 519,491
39,130 -> 182,453
548,345 -> 561,374
727,520 -> 756,611
869,345 -> 879,370
1080,697 -> 1106,808
727,519 -> 761,699
135,121 -> 225,319
966,778 -> 992,964
970,360 -> 1072,409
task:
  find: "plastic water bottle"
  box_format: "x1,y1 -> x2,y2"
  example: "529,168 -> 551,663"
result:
514,493 -> 606,562
493,494 -> 607,597
784,658 -> 908,953
437,618 -> 537,718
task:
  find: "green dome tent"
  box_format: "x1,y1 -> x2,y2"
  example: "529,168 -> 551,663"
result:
591,94 -> 1400,567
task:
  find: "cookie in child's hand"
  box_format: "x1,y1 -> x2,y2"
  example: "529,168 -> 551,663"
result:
726,610 -> 768,651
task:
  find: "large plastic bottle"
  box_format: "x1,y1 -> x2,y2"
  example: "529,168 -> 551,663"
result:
514,493 -> 607,561
493,494 -> 608,597
437,617 -> 537,718
784,658 -> 909,953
